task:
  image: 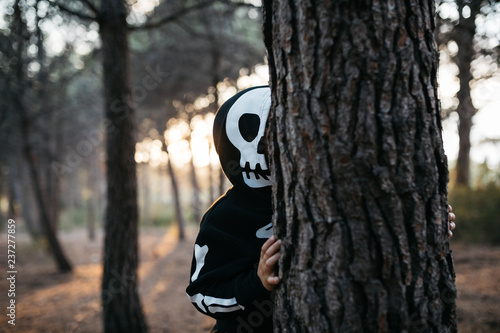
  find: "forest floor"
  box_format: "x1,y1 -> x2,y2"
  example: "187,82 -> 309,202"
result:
0,227 -> 499,333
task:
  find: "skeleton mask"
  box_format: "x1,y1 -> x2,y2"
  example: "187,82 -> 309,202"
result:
225,88 -> 272,188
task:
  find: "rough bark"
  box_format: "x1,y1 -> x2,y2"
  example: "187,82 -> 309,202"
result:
453,0 -> 480,187
100,0 -> 148,331
263,0 -> 457,332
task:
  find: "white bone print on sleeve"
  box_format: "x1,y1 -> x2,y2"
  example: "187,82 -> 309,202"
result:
191,244 -> 209,282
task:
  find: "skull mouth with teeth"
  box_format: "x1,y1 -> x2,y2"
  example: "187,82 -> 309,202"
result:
215,86 -> 272,189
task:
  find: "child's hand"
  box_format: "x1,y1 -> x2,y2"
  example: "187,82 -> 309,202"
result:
448,205 -> 456,237
258,235 -> 281,291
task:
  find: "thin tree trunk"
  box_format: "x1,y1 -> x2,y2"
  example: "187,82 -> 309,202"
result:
19,113 -> 73,273
86,156 -> 98,241
207,50 -> 226,199
141,163 -> 151,225
0,177 -> 5,228
208,140 -> 215,204
157,116 -> 186,239
12,0 -> 72,273
218,168 -> 226,197
8,155 -> 40,239
263,0 -> 457,332
66,172 -> 82,210
165,147 -> 185,240
87,193 -> 96,241
189,135 -> 202,223
215,86 -> 227,198
35,0 -> 60,231
454,0 -> 480,187
208,7 -> 219,204
6,160 -> 19,220
212,82 -> 227,198
20,162 -> 42,236
49,105 -> 64,230
100,0 -> 147,331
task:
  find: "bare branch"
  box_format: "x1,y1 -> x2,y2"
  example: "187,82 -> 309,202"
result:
79,0 -> 100,16
49,0 -> 97,21
129,0 -> 218,31
483,138 -> 500,143
173,20 -> 211,38
218,0 -> 261,8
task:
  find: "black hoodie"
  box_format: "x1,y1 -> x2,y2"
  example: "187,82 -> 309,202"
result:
186,86 -> 274,333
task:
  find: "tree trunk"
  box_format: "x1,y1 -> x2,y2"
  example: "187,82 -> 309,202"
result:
189,137 -> 203,223
207,16 -> 221,203
21,161 -> 43,236
6,157 -> 20,221
100,0 -> 148,331
141,163 -> 152,225
87,193 -> 96,241
263,0 -> 457,332
86,156 -> 98,241
8,155 -> 41,239
35,0 -> 61,231
165,147 -> 186,240
0,177 -> 5,228
454,0 -> 480,187
218,168 -> 226,197
19,112 -> 73,273
12,0 -> 72,273
208,140 -> 215,204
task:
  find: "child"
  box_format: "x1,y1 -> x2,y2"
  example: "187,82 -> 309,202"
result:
186,86 -> 456,333
186,86 -> 277,333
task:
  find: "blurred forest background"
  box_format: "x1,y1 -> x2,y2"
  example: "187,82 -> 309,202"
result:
0,0 -> 499,332
0,0 -> 272,247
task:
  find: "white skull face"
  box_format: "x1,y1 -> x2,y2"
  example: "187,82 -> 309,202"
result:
225,88 -> 272,188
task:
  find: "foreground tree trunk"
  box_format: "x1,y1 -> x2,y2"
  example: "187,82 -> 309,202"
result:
263,1 -> 457,332
100,0 -> 147,331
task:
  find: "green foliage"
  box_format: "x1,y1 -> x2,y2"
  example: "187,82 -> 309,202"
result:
449,183 -> 500,245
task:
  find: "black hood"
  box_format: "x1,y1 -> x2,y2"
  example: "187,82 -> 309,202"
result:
213,86 -> 272,201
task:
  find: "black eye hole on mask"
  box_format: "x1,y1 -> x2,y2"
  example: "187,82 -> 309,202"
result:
238,114 -> 261,142
257,136 -> 266,155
